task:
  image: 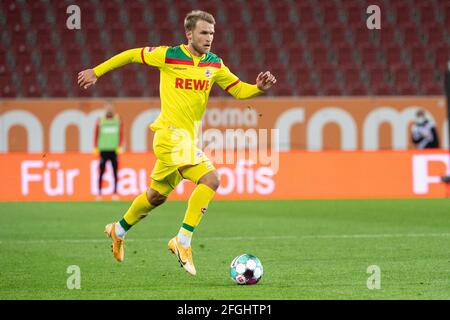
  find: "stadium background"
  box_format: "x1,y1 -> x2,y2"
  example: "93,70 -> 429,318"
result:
1,0 -> 449,97
1,0 -> 449,200
1,0 -> 450,301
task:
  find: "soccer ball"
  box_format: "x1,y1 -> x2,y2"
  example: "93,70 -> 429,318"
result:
229,254 -> 263,285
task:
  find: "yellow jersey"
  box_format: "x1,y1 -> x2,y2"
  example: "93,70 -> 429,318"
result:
93,44 -> 263,140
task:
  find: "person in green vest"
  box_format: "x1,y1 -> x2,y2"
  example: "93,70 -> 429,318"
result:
94,104 -> 123,201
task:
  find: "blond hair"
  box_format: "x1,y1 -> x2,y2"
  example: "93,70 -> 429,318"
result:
184,10 -> 215,31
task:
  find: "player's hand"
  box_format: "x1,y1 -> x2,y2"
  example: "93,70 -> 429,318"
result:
115,147 -> 123,155
256,71 -> 276,91
78,69 -> 98,89
92,147 -> 99,155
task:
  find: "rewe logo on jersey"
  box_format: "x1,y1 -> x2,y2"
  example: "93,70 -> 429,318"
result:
175,78 -> 210,91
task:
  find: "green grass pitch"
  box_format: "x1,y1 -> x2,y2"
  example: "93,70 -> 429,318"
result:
0,199 -> 449,299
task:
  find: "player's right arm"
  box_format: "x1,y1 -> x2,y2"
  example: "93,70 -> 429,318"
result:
78,46 -> 167,89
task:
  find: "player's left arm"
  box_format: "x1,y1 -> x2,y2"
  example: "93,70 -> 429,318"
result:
215,62 -> 276,99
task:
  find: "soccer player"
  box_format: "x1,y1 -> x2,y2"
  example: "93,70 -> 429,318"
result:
77,10 -> 276,276
93,103 -> 123,201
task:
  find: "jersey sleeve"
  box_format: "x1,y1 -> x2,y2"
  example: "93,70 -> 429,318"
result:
214,60 -> 263,99
93,46 -> 168,77
140,46 -> 168,68
214,61 -> 241,91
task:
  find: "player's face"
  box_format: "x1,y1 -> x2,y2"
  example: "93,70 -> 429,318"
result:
188,20 -> 214,55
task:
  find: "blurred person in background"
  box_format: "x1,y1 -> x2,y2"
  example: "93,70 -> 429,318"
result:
94,103 -> 123,200
411,109 -> 440,149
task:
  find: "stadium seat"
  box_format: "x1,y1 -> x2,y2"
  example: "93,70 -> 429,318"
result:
132,25 -> 151,46
318,65 -> 337,87
367,64 -> 388,87
237,43 -> 258,66
372,83 -> 393,95
246,5 -> 267,24
222,5 -> 242,25
342,66 -> 362,84
310,45 -> 329,65
294,66 -> 313,85
418,2 -> 437,26
397,83 -> 418,95
262,50 -> 281,66
335,44 -> 356,67
377,26 -> 398,47
0,0 -> 445,97
298,83 -> 318,96
433,44 -> 450,69
230,23 -> 248,43
323,84 -> 342,96
425,25 -> 445,45
29,10 -> 47,28
158,25 -> 176,46
408,45 -> 430,66
348,84 -> 367,95
286,43 -> 305,65
416,66 -> 436,85
351,27 -> 371,46
126,3 -> 145,22
359,44 -> 379,65
383,45 -> 403,65
83,29 -> 102,46
0,64 -> 10,78
274,86 -> 296,96
109,26 -> 128,46
270,3 -> 292,26
96,85 -> 116,98
25,84 -> 43,97
344,4 -> 364,28
400,24 -> 424,46
4,5 -> 22,26
328,26 -> 348,44
1,84 -> 17,97
421,82 -> 442,95
392,64 -> 412,86
256,25 -> 273,44
0,76 -> 10,91
445,5 -> 450,25
123,85 -> 145,97
392,3 -> 413,25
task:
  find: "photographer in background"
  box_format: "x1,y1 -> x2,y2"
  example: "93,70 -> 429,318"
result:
411,109 -> 440,149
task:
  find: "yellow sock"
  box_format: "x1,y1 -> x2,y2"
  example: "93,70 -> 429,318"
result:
178,184 -> 215,247
119,191 -> 155,232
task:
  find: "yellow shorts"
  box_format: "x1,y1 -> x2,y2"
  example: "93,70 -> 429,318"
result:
150,128 -> 215,196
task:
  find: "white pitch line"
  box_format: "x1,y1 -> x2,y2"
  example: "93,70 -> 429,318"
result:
1,233 -> 450,244
298,233 -> 450,239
